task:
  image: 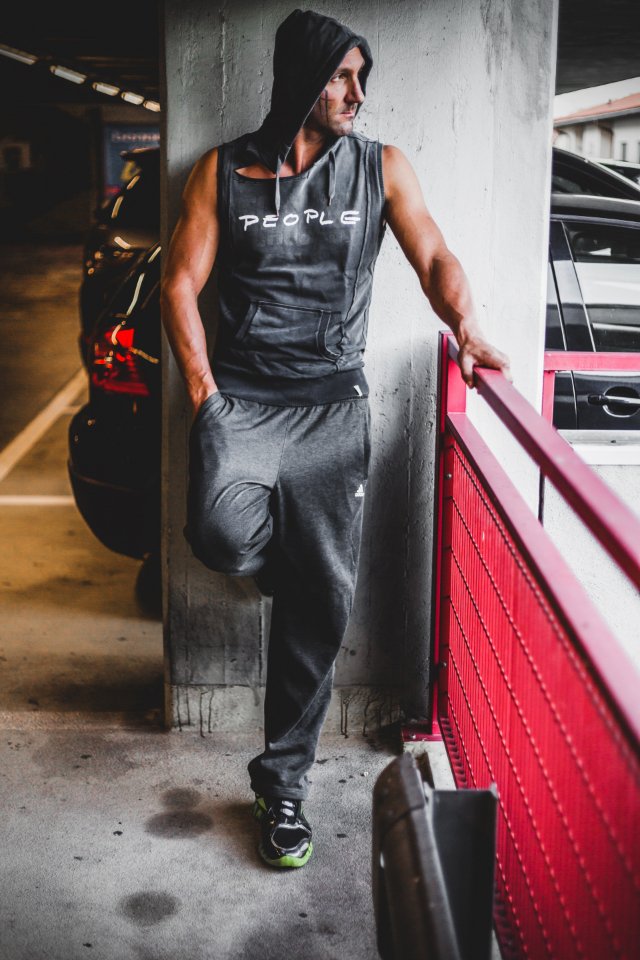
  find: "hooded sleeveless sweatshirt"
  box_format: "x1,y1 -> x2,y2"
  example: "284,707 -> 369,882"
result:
211,8 -> 386,406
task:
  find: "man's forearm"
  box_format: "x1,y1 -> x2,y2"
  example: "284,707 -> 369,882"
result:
420,249 -> 511,386
160,281 -> 216,408
421,250 -> 481,346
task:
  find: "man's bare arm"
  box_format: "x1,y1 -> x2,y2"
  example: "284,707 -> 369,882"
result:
160,148 -> 220,418
382,145 -> 511,387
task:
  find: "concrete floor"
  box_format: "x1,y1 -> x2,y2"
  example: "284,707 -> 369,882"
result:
0,244 -> 86,450
0,726 -> 395,960
0,243 -> 399,960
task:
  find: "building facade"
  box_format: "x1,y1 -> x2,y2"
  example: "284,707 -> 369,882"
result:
554,92 -> 640,161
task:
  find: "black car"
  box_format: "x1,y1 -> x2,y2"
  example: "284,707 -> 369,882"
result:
79,146 -> 159,364
547,193 -> 640,429
551,147 -> 640,201
69,243 -> 161,559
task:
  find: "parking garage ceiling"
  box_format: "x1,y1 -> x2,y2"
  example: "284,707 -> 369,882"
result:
556,0 -> 640,93
1,2 -> 159,105
0,0 -> 639,106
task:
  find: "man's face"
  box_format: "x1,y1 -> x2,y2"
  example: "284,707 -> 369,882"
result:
305,46 -> 366,138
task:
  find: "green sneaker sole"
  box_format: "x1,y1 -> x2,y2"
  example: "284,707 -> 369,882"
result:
252,797 -> 267,821
258,840 -> 314,869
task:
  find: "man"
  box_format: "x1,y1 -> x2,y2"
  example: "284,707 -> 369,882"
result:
161,8 -> 510,869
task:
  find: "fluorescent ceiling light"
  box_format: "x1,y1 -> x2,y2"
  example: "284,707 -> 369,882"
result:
92,81 -> 120,97
121,91 -> 144,105
50,64 -> 86,84
0,43 -> 37,65
0,41 -> 156,108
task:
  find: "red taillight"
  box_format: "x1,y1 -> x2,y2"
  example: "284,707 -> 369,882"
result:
90,322 -> 150,397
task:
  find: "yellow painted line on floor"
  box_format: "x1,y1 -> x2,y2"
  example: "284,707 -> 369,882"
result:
0,711 -> 161,730
0,369 -> 86,483
0,495 -> 76,506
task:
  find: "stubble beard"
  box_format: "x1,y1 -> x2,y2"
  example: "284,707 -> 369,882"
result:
305,106 -> 356,139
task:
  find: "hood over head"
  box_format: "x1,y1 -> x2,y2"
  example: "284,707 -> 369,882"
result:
244,8 -> 373,184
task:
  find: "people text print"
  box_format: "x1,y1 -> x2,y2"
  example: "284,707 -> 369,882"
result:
238,209 -> 361,230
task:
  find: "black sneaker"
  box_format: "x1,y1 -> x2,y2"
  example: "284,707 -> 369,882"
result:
252,795 -> 313,868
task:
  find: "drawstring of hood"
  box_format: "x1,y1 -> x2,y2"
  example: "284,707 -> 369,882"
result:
272,141 -> 338,215
327,149 -> 336,206
274,156 -> 283,216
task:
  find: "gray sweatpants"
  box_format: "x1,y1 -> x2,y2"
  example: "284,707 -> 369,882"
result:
186,389 -> 371,799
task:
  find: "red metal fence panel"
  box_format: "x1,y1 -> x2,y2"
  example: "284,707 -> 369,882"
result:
435,336 -> 640,959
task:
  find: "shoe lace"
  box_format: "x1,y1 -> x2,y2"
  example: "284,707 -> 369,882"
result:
268,798 -> 309,849
274,798 -> 298,822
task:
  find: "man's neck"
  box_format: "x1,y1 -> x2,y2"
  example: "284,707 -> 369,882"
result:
284,127 -> 331,175
236,128 -> 335,180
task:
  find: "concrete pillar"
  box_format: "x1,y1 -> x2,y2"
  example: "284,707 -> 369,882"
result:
161,0 -> 559,732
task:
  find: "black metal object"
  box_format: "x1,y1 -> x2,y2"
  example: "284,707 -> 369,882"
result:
372,753 -> 497,960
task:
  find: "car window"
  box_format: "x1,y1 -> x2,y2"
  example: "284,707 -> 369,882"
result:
109,170 -> 159,230
597,161 -> 640,187
565,221 -> 640,352
545,263 -> 565,349
552,158 -> 639,200
106,246 -> 161,318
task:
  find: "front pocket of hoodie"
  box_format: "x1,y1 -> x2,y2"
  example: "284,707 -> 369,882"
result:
235,301 -> 344,371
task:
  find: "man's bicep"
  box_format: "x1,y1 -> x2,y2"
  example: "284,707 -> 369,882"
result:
382,144 -> 448,280
165,205 -> 219,292
164,149 -> 220,293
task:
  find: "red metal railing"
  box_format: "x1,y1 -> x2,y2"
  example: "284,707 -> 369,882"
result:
433,334 -> 640,959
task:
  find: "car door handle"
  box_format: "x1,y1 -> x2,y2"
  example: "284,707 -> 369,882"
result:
588,393 -> 640,408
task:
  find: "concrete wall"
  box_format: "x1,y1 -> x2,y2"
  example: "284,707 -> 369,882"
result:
161,0 -> 559,733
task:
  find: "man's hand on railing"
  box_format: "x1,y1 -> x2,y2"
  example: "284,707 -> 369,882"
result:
456,332 -> 512,389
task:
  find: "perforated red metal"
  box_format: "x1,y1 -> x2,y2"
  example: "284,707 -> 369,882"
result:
435,336 -> 640,959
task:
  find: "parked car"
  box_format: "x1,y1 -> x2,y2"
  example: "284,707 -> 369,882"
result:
547,193 -> 640,429
79,146 -> 159,364
69,243 -> 161,559
68,156 -> 640,564
551,147 -> 640,201
592,158 -> 640,188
